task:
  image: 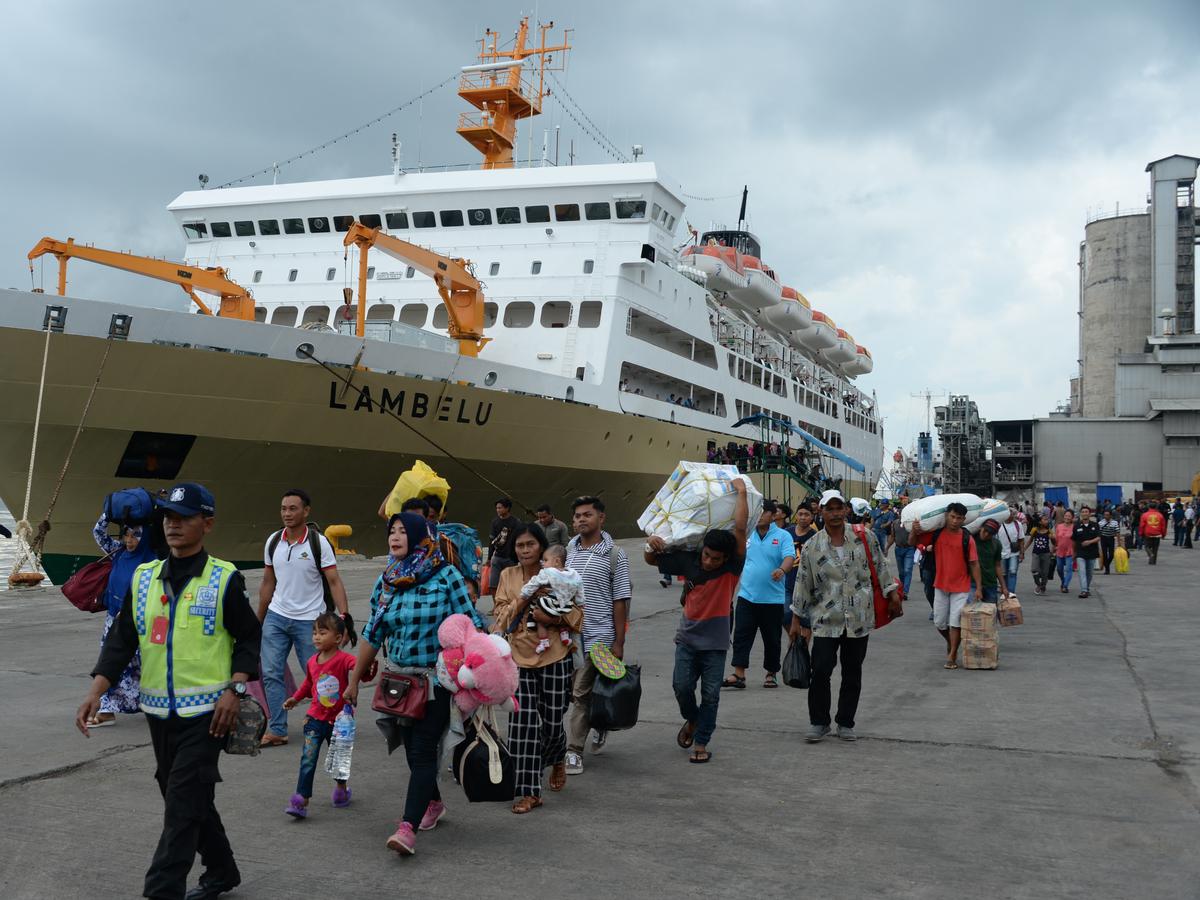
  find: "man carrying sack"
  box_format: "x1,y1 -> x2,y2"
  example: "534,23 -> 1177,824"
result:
75,483 -> 261,900
789,490 -> 900,743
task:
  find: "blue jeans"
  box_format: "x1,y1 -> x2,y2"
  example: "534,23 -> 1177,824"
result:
981,585 -> 999,603
893,546 -> 915,596
296,717 -> 337,797
1002,555 -> 1020,594
1076,557 -> 1095,593
261,609 -> 316,737
672,644 -> 725,747
1056,556 -> 1074,589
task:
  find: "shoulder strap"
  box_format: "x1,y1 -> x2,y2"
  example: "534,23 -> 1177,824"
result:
607,544 -> 616,585
853,525 -> 883,595
962,531 -> 971,565
308,526 -> 324,573
267,529 -> 283,561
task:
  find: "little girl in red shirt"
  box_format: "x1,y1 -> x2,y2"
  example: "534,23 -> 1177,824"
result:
282,613 -> 357,817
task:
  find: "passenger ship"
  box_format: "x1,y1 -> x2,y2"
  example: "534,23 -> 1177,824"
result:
0,19 -> 882,582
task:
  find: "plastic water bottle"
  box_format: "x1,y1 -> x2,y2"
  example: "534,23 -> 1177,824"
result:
324,707 -> 355,781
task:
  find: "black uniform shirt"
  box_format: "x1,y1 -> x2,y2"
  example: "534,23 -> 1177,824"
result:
92,550 -> 261,685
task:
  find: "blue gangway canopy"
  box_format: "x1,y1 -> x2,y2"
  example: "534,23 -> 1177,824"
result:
731,414 -> 867,474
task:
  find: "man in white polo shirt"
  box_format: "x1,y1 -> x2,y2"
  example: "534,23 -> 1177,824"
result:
257,488 -> 350,747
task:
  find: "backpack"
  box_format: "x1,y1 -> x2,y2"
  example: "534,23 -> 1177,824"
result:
918,528 -> 971,582
104,488 -> 155,526
267,524 -> 334,613
437,523 -> 483,587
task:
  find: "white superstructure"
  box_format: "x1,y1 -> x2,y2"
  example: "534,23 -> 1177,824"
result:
167,159 -> 882,471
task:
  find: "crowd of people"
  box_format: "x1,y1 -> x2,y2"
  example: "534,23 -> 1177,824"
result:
69,475 -> 1188,898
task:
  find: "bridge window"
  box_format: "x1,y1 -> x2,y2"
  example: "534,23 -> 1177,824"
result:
524,205 -> 551,223
385,212 -> 409,230
585,202 -> 611,220
531,261 -> 542,275
283,218 -> 305,234
258,219 -> 280,236
579,301 -> 602,327
497,207 -> 521,225
413,211 -> 436,228
489,262 -> 500,276
504,301 -> 535,328
399,304 -> 427,327
182,223 -> 208,239
541,301 -> 572,327
440,210 -> 464,227
468,208 -> 492,226
359,213 -> 382,229
616,200 -> 646,219
333,215 -> 355,232
583,259 -> 594,274
307,217 -> 330,234
554,203 -> 580,222
211,222 -> 232,238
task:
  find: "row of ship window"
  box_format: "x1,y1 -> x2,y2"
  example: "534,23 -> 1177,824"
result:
263,299 -> 604,330
252,258 -> 597,284
183,200 -> 663,240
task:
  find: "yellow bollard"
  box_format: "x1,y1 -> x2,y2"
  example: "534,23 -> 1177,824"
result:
324,524 -> 355,556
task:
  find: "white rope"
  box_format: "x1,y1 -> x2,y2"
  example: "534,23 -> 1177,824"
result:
10,325 -> 52,581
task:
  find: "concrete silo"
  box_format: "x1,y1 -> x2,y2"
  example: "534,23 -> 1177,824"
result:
1078,211 -> 1152,417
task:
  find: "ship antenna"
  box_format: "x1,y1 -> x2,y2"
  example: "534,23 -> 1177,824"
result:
737,185 -> 748,231
392,132 -> 403,179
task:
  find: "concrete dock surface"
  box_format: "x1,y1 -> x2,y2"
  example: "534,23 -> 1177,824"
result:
1,538 -> 1198,899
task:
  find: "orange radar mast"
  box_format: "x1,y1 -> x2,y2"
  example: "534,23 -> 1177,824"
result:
343,222 -> 490,357
26,237 -> 256,320
456,17 -> 571,169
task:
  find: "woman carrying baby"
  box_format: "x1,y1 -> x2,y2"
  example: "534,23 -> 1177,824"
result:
492,522 -> 584,814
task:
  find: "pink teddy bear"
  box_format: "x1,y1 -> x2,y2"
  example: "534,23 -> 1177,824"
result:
436,613 -> 519,715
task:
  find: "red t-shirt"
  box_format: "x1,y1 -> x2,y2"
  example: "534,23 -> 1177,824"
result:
1140,510 -> 1166,538
932,528 -> 978,593
291,650 -> 356,722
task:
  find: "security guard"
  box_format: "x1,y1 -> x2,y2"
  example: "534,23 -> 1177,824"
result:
76,483 -> 261,900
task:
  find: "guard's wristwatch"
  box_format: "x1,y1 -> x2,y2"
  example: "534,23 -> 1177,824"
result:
227,681 -> 248,698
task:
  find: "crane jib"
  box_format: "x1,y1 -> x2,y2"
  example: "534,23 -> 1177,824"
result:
176,269 -> 192,280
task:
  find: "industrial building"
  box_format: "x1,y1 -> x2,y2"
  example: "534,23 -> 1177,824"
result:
988,154 -> 1200,508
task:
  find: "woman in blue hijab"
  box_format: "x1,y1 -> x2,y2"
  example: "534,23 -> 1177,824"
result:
87,511 -> 158,726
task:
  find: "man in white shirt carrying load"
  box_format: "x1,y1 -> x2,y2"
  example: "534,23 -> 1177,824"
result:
996,514 -> 1025,596
258,489 -> 351,748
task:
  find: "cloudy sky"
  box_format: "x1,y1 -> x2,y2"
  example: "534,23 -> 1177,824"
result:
2,0 -> 1197,455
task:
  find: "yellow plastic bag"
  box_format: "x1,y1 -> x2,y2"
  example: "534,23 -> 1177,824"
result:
384,460 -> 450,517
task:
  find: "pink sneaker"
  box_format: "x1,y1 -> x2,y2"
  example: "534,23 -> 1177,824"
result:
386,821 -> 416,855
419,800 -> 446,831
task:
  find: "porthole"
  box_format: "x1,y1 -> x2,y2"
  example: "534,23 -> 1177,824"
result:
484,371 -> 498,386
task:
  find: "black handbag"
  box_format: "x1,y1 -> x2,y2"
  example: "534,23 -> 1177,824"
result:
452,710 -> 515,802
589,664 -> 642,731
782,638 -> 811,689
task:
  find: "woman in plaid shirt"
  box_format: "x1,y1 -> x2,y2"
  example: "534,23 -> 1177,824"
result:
345,512 -> 485,856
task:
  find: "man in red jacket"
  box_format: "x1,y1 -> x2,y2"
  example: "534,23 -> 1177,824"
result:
1140,502 -> 1167,565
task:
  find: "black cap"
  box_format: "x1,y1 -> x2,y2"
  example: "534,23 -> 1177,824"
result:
157,482 -> 215,517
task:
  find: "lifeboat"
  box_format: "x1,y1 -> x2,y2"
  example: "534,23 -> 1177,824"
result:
679,244 -> 750,295
727,256 -> 782,311
820,328 -> 858,366
761,286 -> 813,334
793,309 -> 838,351
843,344 -> 874,377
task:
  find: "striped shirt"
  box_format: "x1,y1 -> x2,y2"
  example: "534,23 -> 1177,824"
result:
566,531 -> 633,652
1099,519 -> 1122,539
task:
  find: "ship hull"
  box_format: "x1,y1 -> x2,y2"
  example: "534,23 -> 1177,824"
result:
1,324 -> 872,582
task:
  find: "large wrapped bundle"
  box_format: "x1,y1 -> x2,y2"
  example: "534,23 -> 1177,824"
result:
965,498 -> 1012,534
637,462 -> 763,547
384,460 -> 451,518
961,601 -> 999,670
900,493 -> 986,533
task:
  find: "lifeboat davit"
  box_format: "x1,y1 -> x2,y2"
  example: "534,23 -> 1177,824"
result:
794,309 -> 838,351
679,244 -> 750,295
843,345 -> 874,377
727,256 -> 782,311
761,286 -> 813,335
820,328 -> 858,366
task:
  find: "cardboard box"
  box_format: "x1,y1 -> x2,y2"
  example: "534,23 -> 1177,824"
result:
963,637 -> 999,670
998,594 -> 1023,627
960,602 -> 998,637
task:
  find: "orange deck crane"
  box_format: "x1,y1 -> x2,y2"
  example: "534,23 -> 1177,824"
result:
27,237 -> 257,320
343,222 -> 490,357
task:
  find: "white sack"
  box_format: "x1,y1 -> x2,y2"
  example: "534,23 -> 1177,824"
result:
900,493 -> 986,533
965,499 -> 1012,534
637,461 -> 763,547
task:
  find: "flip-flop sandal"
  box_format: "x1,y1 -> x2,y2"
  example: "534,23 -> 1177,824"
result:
944,661 -> 959,669
549,763 -> 567,792
677,723 -> 696,749
511,796 -> 543,814
720,675 -> 746,690
689,748 -> 712,764
86,716 -> 116,728
260,734 -> 289,748
763,675 -> 778,689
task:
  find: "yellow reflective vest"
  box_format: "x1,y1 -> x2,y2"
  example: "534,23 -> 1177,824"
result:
133,555 -> 236,718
